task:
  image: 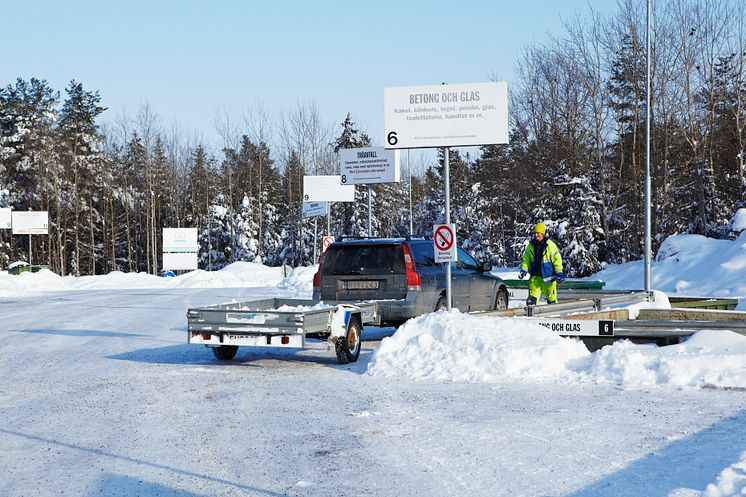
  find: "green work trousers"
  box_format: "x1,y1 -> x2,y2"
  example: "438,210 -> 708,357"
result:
528,276 -> 557,304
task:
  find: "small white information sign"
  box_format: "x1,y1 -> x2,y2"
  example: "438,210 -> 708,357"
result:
0,208 -> 11,230
162,252 -> 199,271
534,319 -> 615,337
303,176 -> 355,202
322,235 -> 335,253
384,81 -> 509,149
302,201 -> 329,219
12,211 -> 48,235
339,147 -> 401,185
433,224 -> 457,263
163,228 -> 199,253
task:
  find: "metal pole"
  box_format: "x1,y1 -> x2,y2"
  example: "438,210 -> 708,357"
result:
408,149 -> 413,236
444,146 -> 452,311
644,0 -> 652,292
29,234 -> 32,266
327,205 -> 331,237
313,217 -> 318,264
368,185 -> 372,237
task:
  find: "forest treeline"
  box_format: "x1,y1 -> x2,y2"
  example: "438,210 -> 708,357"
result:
0,0 -> 744,277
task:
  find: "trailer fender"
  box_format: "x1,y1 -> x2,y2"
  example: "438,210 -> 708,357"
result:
329,304 -> 361,339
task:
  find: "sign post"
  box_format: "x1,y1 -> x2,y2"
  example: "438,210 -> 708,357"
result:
384,81 -> 509,310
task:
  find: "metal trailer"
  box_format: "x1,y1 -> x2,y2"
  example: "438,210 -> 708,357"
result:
186,298 -> 380,364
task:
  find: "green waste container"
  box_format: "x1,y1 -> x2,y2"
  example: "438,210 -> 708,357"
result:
7,264 -> 50,275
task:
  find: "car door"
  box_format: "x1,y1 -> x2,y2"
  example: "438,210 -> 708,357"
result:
449,257 -> 472,311
457,248 -> 493,311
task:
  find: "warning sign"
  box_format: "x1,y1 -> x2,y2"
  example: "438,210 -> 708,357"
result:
322,235 -> 335,253
433,224 -> 457,263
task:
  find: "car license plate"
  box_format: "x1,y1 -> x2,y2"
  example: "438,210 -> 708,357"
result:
347,280 -> 379,290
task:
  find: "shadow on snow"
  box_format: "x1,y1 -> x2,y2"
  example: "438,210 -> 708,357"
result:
10,328 -> 147,338
0,429 -> 288,497
106,341 -> 377,374
563,408 -> 746,497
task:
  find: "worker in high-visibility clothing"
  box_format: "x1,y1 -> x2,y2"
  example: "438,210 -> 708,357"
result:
519,223 -> 565,305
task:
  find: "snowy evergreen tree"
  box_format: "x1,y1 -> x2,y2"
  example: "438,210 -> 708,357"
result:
57,80 -> 107,275
233,194 -> 260,263
332,114 -> 372,237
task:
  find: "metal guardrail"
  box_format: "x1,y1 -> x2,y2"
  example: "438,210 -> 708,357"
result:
480,290 -> 746,339
479,290 -> 650,318
613,320 -> 746,337
527,291 -> 650,317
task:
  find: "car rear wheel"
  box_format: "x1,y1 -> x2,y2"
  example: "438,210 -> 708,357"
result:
435,295 -> 447,311
495,287 -> 508,310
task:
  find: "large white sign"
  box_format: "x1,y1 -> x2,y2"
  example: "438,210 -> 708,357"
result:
339,147 -> 401,185
384,81 -> 509,149
163,228 -> 199,253
302,201 -> 329,219
433,224 -> 457,263
12,211 -> 48,235
0,208 -> 10,230
162,252 -> 199,271
303,175 -> 355,202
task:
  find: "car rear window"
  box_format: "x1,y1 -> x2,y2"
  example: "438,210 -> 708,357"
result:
407,242 -> 436,267
322,244 -> 405,275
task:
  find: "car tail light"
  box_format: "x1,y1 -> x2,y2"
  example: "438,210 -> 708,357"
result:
402,243 -> 421,291
313,257 -> 324,293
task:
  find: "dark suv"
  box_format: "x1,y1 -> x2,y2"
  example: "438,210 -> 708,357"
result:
312,238 -> 508,325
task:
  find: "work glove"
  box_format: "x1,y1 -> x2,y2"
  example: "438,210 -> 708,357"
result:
555,272 -> 566,283
518,269 -> 527,280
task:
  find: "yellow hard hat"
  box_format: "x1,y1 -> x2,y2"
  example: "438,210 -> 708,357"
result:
533,223 -> 546,235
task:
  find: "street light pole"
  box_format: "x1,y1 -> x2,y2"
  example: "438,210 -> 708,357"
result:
644,0 -> 652,292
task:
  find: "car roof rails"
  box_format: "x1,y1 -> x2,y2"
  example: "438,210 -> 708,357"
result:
339,235 -> 378,240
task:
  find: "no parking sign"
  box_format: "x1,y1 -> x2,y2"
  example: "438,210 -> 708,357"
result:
433,224 -> 457,263
322,235 -> 335,253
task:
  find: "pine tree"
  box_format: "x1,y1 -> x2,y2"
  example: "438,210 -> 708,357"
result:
332,114 -> 371,237
57,80 -> 107,275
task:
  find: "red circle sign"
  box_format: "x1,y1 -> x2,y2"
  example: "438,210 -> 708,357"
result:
434,225 -> 454,251
322,236 -> 335,252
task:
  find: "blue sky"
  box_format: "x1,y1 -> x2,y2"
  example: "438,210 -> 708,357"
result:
3,0 -> 614,149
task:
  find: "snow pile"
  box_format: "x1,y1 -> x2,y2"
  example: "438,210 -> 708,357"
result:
595,232 -> 746,303
700,450 -> 746,497
368,312 -> 746,390
172,262 -> 285,289
732,208 -> 746,233
590,330 -> 746,389
368,311 -> 592,383
281,265 -> 317,296
274,301 -> 333,312
625,289 -> 671,319
0,261 -> 292,297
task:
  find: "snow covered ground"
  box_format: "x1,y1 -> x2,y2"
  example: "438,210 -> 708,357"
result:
1,234 -> 746,496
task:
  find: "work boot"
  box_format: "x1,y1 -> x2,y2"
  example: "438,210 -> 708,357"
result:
526,296 -> 537,306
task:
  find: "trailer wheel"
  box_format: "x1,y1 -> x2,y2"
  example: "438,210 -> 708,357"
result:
495,287 -> 509,310
212,345 -> 238,361
335,319 -> 361,364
